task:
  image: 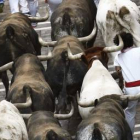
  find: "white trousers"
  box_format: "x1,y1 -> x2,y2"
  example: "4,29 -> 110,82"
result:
47,0 -> 62,15
124,86 -> 140,133
9,0 -> 29,14
9,0 -> 38,16
28,0 -> 38,17
125,100 -> 138,133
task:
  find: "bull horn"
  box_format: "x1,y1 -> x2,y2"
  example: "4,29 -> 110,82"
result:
37,46 -> 53,61
14,85 -> 32,109
38,21 -> 97,47
0,62 -> 13,72
77,91 -> 95,107
67,43 -> 84,60
38,36 -> 57,47
21,114 -> 32,119
120,93 -> 140,101
103,35 -> 124,52
29,8 -> 49,22
54,102 -> 74,120
78,21 -> 97,42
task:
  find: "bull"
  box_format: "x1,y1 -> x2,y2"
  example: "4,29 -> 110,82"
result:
96,0 -> 140,63
0,53 -> 55,113
78,59 -> 123,119
0,12 -> 49,94
24,111 -> 73,140
66,35 -> 124,119
45,36 -> 90,112
48,0 -> 97,47
76,95 -> 133,140
81,46 -> 109,69
80,42 -> 123,88
40,23 -> 96,112
0,100 -> 28,140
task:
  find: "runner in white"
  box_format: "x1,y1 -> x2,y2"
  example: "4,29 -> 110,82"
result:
114,32 -> 140,133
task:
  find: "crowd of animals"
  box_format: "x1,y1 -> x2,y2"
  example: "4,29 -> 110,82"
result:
0,0 -> 140,139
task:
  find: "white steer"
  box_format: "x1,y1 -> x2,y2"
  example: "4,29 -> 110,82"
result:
78,60 -> 123,119
96,0 -> 140,62
0,100 -> 28,140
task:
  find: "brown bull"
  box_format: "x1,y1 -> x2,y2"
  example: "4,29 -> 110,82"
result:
67,35 -> 124,88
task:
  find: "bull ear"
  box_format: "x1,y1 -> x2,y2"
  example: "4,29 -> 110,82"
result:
6,26 -> 15,39
46,130 -> 58,140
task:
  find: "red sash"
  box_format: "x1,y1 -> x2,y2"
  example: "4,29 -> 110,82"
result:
125,80 -> 140,87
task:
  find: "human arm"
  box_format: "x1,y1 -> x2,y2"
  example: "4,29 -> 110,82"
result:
113,55 -> 124,89
115,66 -> 121,73
111,66 -> 122,80
115,66 -> 124,90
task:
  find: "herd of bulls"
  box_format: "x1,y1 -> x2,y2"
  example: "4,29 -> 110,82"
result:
0,0 -> 140,139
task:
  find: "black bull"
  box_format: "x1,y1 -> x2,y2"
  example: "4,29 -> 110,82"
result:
51,0 -> 97,47
0,12 -> 48,94
7,54 -> 55,113
77,95 -> 133,140
45,36 -> 88,112
27,111 -> 72,140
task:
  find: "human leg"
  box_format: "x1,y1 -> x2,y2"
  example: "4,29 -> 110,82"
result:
0,0 -> 4,13
28,0 -> 38,17
28,0 -> 38,27
9,0 -> 19,13
48,0 -> 62,15
0,0 -> 4,3
19,0 -> 29,14
124,100 -> 138,133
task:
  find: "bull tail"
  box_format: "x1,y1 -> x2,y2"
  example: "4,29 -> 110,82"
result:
13,85 -> 32,109
62,11 -> 71,35
56,51 -> 70,113
46,130 -> 59,140
92,123 -> 102,140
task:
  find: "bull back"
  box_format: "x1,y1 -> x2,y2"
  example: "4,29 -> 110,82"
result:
51,0 -> 97,47
77,97 -> 133,140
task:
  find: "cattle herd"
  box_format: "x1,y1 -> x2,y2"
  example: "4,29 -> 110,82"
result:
0,0 -> 140,139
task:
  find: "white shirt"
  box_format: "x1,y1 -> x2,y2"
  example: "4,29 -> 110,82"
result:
114,47 -> 140,95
